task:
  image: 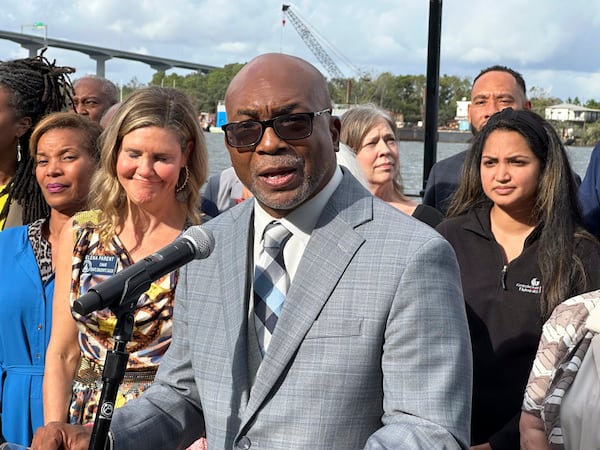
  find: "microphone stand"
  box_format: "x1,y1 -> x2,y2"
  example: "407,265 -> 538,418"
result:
88,274 -> 152,450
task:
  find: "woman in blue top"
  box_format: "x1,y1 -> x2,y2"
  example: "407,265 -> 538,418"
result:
0,112 -> 101,446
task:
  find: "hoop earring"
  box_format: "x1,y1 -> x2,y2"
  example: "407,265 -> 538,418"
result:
175,166 -> 190,193
16,138 -> 22,163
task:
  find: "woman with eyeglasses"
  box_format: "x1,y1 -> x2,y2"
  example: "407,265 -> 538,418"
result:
42,87 -> 208,432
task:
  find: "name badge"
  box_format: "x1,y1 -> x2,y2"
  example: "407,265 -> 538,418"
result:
82,254 -> 118,276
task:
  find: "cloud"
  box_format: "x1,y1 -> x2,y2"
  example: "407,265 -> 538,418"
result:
1,0 -> 599,101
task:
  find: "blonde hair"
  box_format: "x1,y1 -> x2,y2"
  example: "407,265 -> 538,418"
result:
90,86 -> 208,242
340,104 -> 406,197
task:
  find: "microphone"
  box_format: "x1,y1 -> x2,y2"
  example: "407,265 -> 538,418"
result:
73,225 -> 215,316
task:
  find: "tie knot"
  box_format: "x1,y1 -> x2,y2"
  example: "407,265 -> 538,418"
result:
263,221 -> 291,249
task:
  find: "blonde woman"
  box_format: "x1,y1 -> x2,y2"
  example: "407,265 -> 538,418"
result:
340,104 -> 443,227
43,86 -> 208,426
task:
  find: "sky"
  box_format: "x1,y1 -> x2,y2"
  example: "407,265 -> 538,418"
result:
1,0 -> 600,103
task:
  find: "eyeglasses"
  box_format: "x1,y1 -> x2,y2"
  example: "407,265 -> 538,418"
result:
221,108 -> 332,149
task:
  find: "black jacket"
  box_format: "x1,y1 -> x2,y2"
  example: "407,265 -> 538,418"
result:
437,204 -> 600,449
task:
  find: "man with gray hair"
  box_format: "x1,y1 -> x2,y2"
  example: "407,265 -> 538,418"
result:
72,75 -> 119,123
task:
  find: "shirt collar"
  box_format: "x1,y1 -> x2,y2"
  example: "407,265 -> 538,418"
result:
254,165 -> 343,244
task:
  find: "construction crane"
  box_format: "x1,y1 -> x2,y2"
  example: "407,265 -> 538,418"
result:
281,4 -> 346,80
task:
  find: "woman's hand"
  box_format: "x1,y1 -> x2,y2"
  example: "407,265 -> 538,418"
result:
30,423 -> 92,450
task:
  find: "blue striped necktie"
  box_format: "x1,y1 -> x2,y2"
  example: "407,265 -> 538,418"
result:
254,221 -> 292,356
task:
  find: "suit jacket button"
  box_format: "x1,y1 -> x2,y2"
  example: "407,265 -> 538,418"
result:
236,436 -> 251,449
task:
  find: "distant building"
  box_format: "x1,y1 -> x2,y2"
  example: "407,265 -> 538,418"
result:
216,100 -> 227,128
332,103 -> 354,117
455,97 -> 470,131
545,103 -> 600,123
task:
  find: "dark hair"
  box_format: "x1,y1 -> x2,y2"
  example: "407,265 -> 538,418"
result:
0,52 -> 75,225
448,108 -> 597,319
30,112 -> 103,163
473,65 -> 527,96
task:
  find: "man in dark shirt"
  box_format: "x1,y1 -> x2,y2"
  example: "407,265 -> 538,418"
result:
422,66 -> 531,215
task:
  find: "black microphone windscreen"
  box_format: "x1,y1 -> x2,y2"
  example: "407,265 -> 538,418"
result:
183,226 -> 215,259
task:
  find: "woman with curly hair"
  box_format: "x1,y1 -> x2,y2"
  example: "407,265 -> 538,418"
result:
0,52 -> 75,230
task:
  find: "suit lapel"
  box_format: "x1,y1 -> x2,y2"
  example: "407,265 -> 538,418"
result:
241,172 -> 373,425
219,202 -> 255,410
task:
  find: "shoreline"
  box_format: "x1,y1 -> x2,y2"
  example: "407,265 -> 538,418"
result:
397,128 -> 472,143
397,128 -> 589,146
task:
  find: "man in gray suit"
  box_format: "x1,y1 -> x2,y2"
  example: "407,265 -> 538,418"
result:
33,53 -> 471,449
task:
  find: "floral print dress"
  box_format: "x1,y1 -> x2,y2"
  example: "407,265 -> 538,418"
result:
68,211 -> 177,424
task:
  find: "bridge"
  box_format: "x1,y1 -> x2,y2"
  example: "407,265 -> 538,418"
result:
0,29 -> 219,78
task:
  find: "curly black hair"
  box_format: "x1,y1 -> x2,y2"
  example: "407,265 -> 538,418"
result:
0,50 -> 75,225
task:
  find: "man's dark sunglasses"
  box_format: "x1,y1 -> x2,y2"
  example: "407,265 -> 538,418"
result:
221,108 -> 332,149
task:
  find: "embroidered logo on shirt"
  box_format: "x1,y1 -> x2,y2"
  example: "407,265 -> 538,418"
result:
515,277 -> 542,294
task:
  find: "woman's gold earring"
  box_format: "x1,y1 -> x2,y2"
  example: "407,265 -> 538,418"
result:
175,166 -> 190,193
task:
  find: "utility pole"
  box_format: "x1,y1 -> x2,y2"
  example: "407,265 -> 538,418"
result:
421,0 -> 443,194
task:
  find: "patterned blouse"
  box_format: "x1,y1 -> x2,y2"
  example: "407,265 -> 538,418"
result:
28,217 -> 52,280
522,290 -> 600,449
69,211 -> 177,370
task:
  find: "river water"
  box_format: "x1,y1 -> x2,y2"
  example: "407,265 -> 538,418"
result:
203,132 -> 595,197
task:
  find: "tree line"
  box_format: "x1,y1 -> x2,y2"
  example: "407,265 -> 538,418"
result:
115,63 -> 600,145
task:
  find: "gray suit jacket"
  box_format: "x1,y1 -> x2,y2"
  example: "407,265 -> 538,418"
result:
110,171 -> 472,449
